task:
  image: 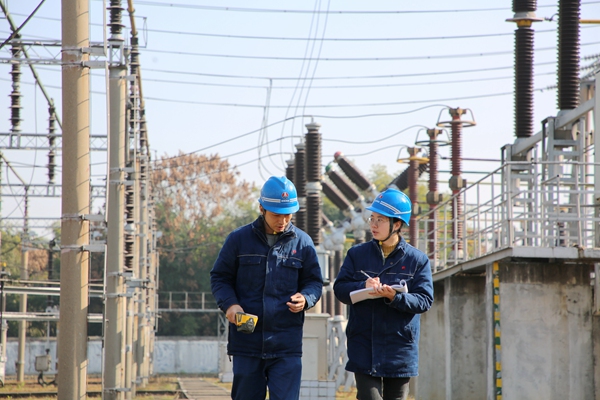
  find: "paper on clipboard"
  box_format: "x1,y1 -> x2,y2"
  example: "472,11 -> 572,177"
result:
350,279 -> 408,304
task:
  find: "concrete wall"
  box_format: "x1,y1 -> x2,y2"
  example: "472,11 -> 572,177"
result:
418,260 -> 599,400
418,275 -> 487,400
1,337 -> 219,376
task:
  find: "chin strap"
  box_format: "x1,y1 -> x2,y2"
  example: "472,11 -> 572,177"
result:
379,220 -> 401,245
261,212 -> 279,235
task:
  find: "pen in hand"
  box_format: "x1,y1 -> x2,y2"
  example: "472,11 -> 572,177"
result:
360,270 -> 382,291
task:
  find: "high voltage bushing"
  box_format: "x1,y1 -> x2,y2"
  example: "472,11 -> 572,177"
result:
325,163 -> 361,204
306,190 -> 321,247
130,36 -> 140,73
108,0 -> 125,40
10,40 -> 22,134
285,158 -> 295,184
436,107 -> 476,192
515,28 -> 535,138
387,164 -> 428,192
305,121 -> 322,183
47,106 -> 57,184
557,0 -> 580,110
294,143 -> 307,198
305,121 -> 322,247
321,179 -> 353,213
416,128 -> 449,206
507,1 -> 541,138
333,151 -> 376,195
294,143 -> 307,232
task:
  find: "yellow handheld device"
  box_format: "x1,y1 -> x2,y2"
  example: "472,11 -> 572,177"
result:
235,312 -> 258,334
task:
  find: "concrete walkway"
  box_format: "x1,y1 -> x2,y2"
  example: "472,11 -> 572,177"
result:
178,376 -> 231,399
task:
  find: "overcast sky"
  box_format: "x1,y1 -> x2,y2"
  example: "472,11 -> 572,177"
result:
1,0 -> 599,239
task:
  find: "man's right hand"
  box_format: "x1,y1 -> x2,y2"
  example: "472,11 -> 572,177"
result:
225,304 -> 244,324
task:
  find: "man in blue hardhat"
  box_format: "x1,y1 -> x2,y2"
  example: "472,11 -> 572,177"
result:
211,176 -> 323,400
334,188 -> 434,400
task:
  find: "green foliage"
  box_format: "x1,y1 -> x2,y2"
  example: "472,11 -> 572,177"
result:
322,196 -> 344,224
368,163 -> 398,192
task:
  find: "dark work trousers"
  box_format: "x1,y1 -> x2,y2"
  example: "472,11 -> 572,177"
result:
231,355 -> 302,400
354,372 -> 410,400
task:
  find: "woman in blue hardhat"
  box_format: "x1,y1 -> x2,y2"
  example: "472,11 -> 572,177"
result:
334,188 -> 434,400
211,176 -> 323,400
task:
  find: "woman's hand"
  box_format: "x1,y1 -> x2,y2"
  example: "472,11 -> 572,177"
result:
373,284 -> 397,300
365,277 -> 381,290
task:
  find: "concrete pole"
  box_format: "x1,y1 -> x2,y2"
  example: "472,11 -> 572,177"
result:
136,151 -> 149,386
125,154 -> 138,399
594,70 -> 600,248
103,64 -> 127,398
58,0 -> 90,398
16,247 -> 28,382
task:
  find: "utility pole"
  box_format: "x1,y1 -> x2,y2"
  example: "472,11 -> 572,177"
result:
103,3 -> 127,394
58,0 -> 90,398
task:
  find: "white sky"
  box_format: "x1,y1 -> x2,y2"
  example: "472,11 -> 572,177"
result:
0,0 -> 599,239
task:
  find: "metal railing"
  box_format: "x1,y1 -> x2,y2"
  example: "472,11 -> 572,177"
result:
415,160 -> 600,269
157,291 -> 219,312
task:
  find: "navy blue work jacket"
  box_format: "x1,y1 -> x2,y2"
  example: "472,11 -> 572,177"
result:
334,236 -> 433,377
210,216 -> 323,358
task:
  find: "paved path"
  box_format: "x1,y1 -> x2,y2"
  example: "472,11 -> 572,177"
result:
178,376 -> 231,399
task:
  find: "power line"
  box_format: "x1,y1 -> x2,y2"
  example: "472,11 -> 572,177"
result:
127,1 -> 600,14
144,86 -> 557,109
140,41 -> 600,62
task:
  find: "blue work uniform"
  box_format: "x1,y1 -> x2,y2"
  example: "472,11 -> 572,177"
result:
210,216 -> 323,400
334,236 -> 433,378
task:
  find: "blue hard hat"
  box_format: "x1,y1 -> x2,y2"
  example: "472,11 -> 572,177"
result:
258,176 -> 300,214
366,188 -> 412,226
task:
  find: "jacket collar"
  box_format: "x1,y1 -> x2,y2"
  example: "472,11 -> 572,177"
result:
373,234 -> 408,258
252,215 -> 296,239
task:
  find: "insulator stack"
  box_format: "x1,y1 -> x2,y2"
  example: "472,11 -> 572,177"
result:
514,0 -> 537,9
306,192 -> 321,246
326,165 -> 361,203
557,0 -> 580,110
140,113 -> 148,151
305,123 -> 322,183
294,143 -> 307,232
427,141 -> 439,198
124,179 -> 135,270
408,158 -> 419,244
10,39 -> 22,135
285,158 -> 295,184
47,106 -> 57,184
285,158 -> 296,226
449,110 -> 464,252
388,164 -> 428,192
294,143 -> 307,198
305,121 -> 322,246
130,35 -> 140,77
333,151 -> 374,193
450,115 -> 462,179
437,107 -> 475,258
425,129 -> 443,259
515,27 -> 534,138
509,0 -> 540,138
322,180 -> 352,212
108,0 -> 125,41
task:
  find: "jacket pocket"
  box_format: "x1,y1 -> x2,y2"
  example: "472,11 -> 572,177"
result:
275,257 -> 302,292
238,255 -> 264,288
